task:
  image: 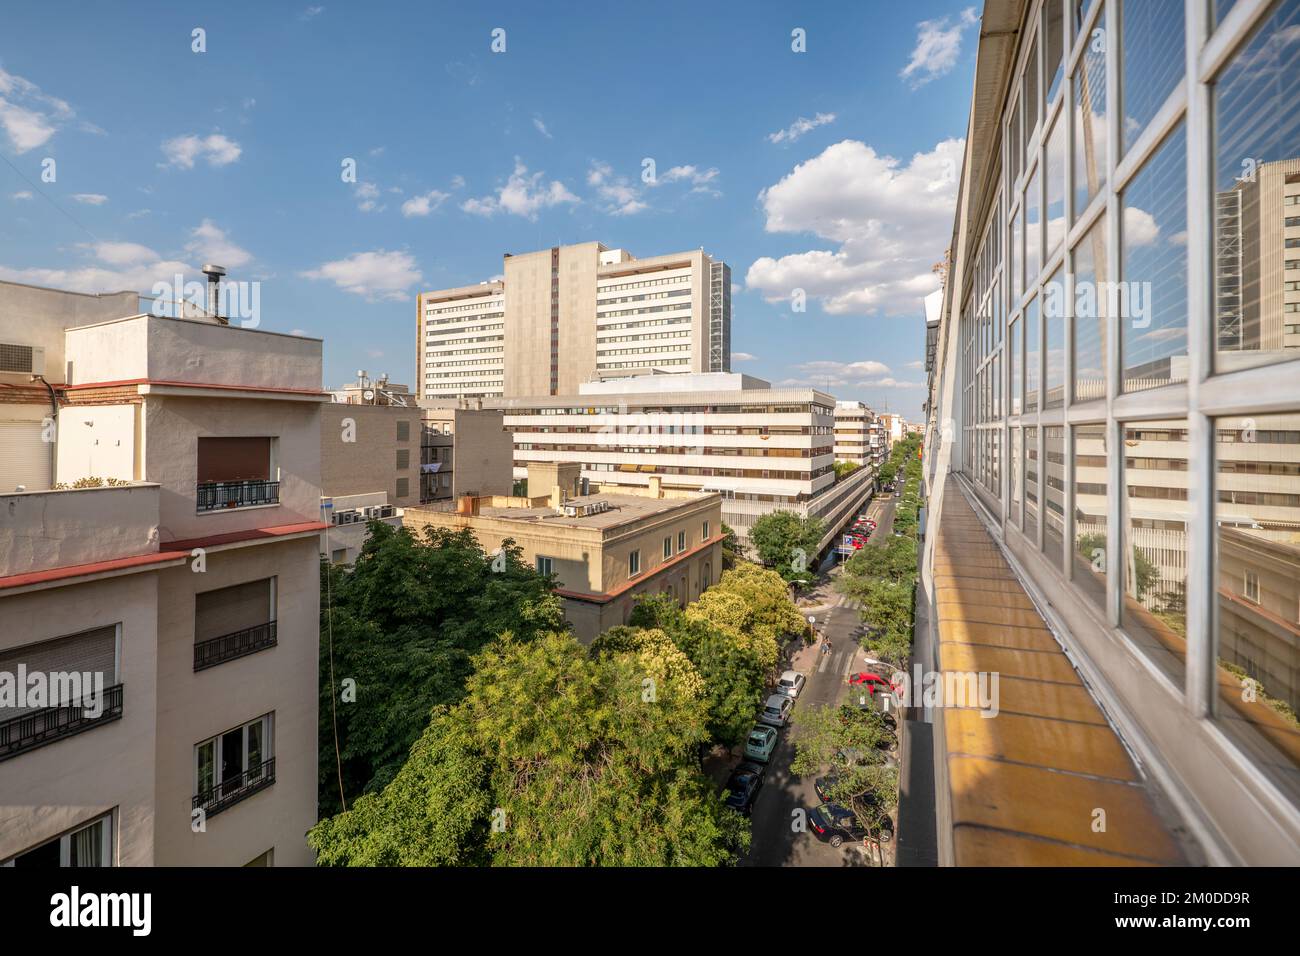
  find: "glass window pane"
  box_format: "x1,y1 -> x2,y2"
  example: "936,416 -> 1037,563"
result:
1072,15 -> 1107,219
1046,115 -> 1067,253
1074,0 -> 1098,36
1011,427 -> 1023,524
1121,124 -> 1188,392
1044,426 -> 1067,567
1026,296 -> 1041,411
1213,412 -> 1300,803
247,719 -> 264,778
1011,205 -> 1024,303
1010,316 -> 1022,415
1026,167 -> 1042,284
1026,425 -> 1040,540
1044,268 -> 1067,408
1024,33 -> 1040,158
1211,0 -> 1300,373
1072,424 -> 1108,609
69,819 -> 104,867
1120,0 -> 1184,156
1120,420 -> 1189,687
1009,97 -> 1023,188
1073,215 -> 1108,402
1213,0 -> 1238,29
1045,0 -> 1065,104
197,740 -> 215,795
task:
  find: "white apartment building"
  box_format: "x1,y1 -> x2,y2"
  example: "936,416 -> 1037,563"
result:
489,372 -> 876,554
418,242 -> 731,400
833,401 -> 875,466
0,278 -> 323,867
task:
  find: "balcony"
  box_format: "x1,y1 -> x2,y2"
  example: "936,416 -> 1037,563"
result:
0,684 -> 124,761
192,756 -> 276,818
196,479 -> 280,512
0,484 -> 160,580
193,621 -> 277,671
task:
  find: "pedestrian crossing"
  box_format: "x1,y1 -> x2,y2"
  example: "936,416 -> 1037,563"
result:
816,646 -> 860,677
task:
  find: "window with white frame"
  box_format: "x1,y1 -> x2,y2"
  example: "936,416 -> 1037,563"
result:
2,811 -> 113,867
194,714 -> 274,815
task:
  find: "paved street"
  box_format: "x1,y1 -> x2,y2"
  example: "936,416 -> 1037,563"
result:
740,493 -> 898,867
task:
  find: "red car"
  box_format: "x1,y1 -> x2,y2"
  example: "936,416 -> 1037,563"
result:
849,671 -> 899,696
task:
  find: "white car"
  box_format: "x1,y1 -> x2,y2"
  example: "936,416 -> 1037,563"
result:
777,670 -> 806,699
758,694 -> 794,727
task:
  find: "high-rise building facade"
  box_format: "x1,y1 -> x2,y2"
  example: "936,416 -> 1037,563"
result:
833,401 -> 874,466
924,0 -> 1300,864
417,243 -> 732,401
0,278 -> 324,866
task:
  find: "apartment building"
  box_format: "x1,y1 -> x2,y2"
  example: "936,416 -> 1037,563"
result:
419,400 -> 514,504
0,277 -> 323,867
402,462 -> 722,642
489,371 -> 876,555
417,242 -> 731,400
833,401 -> 874,467
923,0 -> 1300,864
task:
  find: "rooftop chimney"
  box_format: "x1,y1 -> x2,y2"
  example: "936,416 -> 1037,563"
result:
201,264 -> 226,323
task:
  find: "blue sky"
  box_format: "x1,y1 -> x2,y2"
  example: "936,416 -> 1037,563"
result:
0,1 -> 980,420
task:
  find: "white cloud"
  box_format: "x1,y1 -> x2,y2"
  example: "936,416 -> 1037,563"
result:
126,208 -> 151,219
900,8 -> 979,88
587,161 -> 648,216
768,112 -> 836,144
461,159 -> 579,220
0,66 -> 79,154
746,137 -> 962,316
10,190 -> 33,200
288,328 -> 309,336
71,193 -> 108,205
185,219 -> 253,269
354,181 -> 383,212
93,241 -> 159,267
300,5 -> 325,19
654,164 -> 719,194
160,133 -> 242,169
1123,206 -> 1161,246
532,116 -> 552,139
401,189 -> 450,217
904,360 -> 924,370
732,352 -> 758,362
300,249 -> 421,301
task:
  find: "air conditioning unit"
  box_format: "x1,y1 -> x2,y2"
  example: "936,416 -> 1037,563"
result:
0,343 -> 44,376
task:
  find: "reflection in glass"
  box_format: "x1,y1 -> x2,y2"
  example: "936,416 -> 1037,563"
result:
1011,205 -> 1024,303
1120,421 -> 1189,686
1073,15 -> 1107,219
1045,0 -> 1064,105
1046,116 -> 1066,254
1120,0 -> 1184,156
1026,167 -> 1042,285
1026,296 -> 1041,411
1024,33 -> 1039,159
1073,215 -> 1108,402
1214,412 -> 1300,801
1073,424 -> 1108,609
1012,427 -> 1023,525
1044,268 -> 1066,408
1044,426 -> 1067,567
1026,425 -> 1040,541
1122,124 -> 1189,392
1010,316 -> 1022,416
1212,0 -> 1300,374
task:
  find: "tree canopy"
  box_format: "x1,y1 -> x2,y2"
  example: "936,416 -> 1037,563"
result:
748,510 -> 825,584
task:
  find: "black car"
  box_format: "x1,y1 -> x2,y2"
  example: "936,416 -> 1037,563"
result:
723,762 -> 765,815
809,801 -> 894,848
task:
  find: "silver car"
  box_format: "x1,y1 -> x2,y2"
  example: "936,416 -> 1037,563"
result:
758,694 -> 794,727
777,670 -> 806,699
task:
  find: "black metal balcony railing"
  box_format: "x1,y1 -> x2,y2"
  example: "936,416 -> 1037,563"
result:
193,621 -> 278,671
196,479 -> 280,512
192,756 -> 276,818
0,684 -> 124,762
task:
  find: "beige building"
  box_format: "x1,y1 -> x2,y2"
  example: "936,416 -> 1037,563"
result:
401,462 -> 722,642
419,400 -> 515,504
417,242 -> 731,400
0,277 -> 323,867
833,401 -> 875,467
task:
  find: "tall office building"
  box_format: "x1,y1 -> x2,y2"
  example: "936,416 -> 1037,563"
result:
417,242 -> 731,400
922,0 -> 1300,865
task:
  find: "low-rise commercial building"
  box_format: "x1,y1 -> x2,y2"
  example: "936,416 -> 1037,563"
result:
401,462 -> 722,642
419,400 -> 514,503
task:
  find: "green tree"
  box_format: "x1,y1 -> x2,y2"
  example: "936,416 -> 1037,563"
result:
833,460 -> 861,481
719,522 -> 742,569
1076,532 -> 1159,599
749,510 -> 825,584
789,703 -> 898,835
687,562 -> 809,670
310,631 -> 750,866
319,522 -> 564,816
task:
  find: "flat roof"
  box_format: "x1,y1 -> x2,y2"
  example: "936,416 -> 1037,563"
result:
419,492 -> 711,531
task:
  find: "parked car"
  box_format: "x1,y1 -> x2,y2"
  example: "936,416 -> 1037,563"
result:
809,801 -> 894,847
723,762 -> 765,815
758,694 -> 794,727
777,670 -> 807,699
745,725 -> 779,763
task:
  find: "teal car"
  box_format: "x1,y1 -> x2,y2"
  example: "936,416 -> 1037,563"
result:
745,725 -> 779,763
